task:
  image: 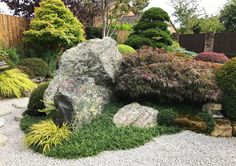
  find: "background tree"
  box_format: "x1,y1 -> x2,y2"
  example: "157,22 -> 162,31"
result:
198,16 -> 224,33
170,0 -> 202,33
220,0 -> 236,32
125,7 -> 172,49
23,0 -> 85,63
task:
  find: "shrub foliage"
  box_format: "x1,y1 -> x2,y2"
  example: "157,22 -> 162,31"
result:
118,44 -> 136,55
125,7 -> 172,49
194,52 -> 229,64
20,58 -> 51,78
23,0 -> 85,53
216,57 -> 236,119
26,82 -> 50,116
0,69 -> 36,98
115,48 -> 221,104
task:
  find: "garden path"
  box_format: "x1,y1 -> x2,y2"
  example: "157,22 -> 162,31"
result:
0,98 -> 236,166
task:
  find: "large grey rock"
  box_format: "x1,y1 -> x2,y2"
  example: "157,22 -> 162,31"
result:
44,38 -> 122,127
0,133 -> 7,146
113,103 -> 158,128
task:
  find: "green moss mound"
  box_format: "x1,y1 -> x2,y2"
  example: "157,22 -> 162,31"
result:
21,102 -> 180,159
118,44 -> 136,55
216,57 -> 236,119
20,58 -> 51,78
25,82 -> 50,116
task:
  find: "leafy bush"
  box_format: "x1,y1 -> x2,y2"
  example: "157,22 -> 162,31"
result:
0,69 -> 36,98
118,44 -> 136,55
216,58 -> 236,119
125,7 -> 172,49
24,120 -> 72,154
23,0 -> 85,56
0,48 -> 21,64
115,48 -> 221,104
194,52 -> 229,64
158,109 -> 178,126
25,82 -> 50,116
85,27 -> 103,39
20,58 -> 51,78
0,55 -> 16,70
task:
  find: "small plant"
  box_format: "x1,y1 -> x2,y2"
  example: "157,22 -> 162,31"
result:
216,57 -> 236,119
39,101 -> 56,119
118,44 -> 136,55
0,69 -> 36,98
199,112 -> 215,134
25,120 -> 72,154
20,58 -> 51,78
158,109 -> 178,126
0,54 -> 16,70
174,48 -> 197,57
25,82 -> 50,116
194,52 -> 229,64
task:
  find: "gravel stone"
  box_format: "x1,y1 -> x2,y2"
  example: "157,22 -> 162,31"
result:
0,98 -> 236,166
0,118 -> 5,128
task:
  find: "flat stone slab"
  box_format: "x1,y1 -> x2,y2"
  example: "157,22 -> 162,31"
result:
0,118 -> 5,128
0,110 -> 11,117
0,133 -> 7,146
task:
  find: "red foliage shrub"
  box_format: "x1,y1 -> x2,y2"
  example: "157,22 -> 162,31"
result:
194,52 -> 229,64
115,48 -> 221,103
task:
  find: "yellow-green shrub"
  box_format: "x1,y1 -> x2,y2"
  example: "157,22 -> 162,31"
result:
24,120 -> 72,154
0,69 -> 37,98
118,44 -> 136,55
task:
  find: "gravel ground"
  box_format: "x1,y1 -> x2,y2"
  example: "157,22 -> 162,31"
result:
1,98 -> 236,166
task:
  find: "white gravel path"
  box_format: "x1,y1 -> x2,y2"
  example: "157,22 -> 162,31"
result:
0,98 -> 236,166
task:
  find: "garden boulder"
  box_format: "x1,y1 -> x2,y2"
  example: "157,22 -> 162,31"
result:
44,37 -> 122,127
113,103 -> 158,128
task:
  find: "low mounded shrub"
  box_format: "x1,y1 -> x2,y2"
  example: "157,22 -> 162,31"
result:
115,47 -> 221,104
24,120 -> 72,154
20,58 -> 51,78
25,82 -> 50,116
0,69 -> 37,98
216,58 -> 236,119
118,44 -> 136,55
158,109 -> 178,126
194,52 -> 229,64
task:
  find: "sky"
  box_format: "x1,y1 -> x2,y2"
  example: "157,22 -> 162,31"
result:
0,0 -> 229,21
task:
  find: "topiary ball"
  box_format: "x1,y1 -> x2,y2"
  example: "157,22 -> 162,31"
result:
194,52 -> 229,64
20,58 -> 51,78
25,82 -> 50,116
216,57 -> 236,119
118,44 -> 136,55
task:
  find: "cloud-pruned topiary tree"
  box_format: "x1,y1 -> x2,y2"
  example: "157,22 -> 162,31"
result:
23,0 -> 85,54
125,7 -> 173,49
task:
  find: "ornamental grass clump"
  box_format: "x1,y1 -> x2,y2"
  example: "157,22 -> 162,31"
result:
0,69 -> 37,98
24,120 -> 72,154
115,47 -> 221,104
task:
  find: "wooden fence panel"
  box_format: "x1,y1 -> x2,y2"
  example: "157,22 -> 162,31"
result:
117,30 -> 131,44
179,34 -> 205,53
0,14 -> 29,48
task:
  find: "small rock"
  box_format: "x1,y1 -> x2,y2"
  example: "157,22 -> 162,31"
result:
113,103 -> 158,128
0,133 -> 7,146
231,121 -> 236,137
202,102 -> 222,115
211,119 -> 232,137
14,115 -> 23,122
0,118 -> 5,128
174,116 -> 207,133
0,110 -> 11,117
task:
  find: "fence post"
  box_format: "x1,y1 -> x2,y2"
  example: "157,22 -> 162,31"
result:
204,33 -> 214,52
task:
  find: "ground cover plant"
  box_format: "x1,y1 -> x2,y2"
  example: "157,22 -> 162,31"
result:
21,102 -> 181,159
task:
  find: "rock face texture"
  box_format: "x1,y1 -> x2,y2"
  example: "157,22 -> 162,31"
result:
113,103 -> 158,128
211,119 -> 232,137
44,37 -> 122,127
